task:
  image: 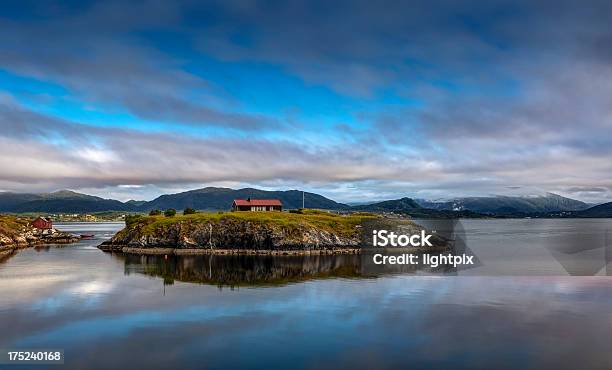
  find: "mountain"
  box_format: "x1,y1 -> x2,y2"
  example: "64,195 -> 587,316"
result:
0,192 -> 42,211
352,197 -> 483,218
0,188 -> 347,213
125,200 -> 147,207
415,193 -> 590,215
0,190 -> 132,213
574,202 -> 612,217
140,187 -> 348,211
0,188 -> 598,217
352,197 -> 421,212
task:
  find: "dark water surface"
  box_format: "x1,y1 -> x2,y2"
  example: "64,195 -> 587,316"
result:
1,221 -> 612,369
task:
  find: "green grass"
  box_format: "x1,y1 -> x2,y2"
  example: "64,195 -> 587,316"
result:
0,215 -> 31,237
125,210 -> 379,238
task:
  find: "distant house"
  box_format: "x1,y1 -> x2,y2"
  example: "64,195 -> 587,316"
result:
32,217 -> 53,230
232,198 -> 282,212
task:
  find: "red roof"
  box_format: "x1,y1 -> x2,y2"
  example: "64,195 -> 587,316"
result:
233,199 -> 282,206
32,217 -> 53,229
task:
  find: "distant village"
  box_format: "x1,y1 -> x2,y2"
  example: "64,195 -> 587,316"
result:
21,212 -> 127,222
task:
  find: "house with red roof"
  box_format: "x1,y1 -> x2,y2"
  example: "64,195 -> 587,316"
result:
232,198 -> 282,212
32,216 -> 53,230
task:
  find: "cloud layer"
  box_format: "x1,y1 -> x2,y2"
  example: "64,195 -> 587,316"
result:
1,0 -> 612,202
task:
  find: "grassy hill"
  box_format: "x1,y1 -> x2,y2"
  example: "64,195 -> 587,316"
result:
124,209 -> 377,239
0,215 -> 30,239
102,210 -> 383,252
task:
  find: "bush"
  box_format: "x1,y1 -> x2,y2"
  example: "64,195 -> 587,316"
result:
149,209 -> 162,216
183,207 -> 197,215
164,209 -> 177,217
125,214 -> 142,226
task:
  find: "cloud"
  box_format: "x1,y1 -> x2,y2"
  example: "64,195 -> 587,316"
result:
0,1 -> 278,131
2,1 -> 612,202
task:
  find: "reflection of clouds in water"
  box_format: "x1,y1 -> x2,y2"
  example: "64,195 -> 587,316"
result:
0,273 -> 74,305
2,272 -> 612,369
2,222 -> 612,369
415,287 -> 612,370
4,276 -> 118,314
82,278 -> 612,368
70,281 -> 114,296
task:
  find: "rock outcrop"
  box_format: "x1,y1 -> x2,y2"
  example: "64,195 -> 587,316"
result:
0,216 -> 81,257
100,216 -> 361,253
98,212 -> 449,255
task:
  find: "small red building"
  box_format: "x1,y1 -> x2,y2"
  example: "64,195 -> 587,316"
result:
32,217 -> 53,230
232,198 -> 283,212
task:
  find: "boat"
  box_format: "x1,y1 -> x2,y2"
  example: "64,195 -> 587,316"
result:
80,234 -> 95,239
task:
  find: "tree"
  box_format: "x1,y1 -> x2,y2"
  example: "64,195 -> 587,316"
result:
149,209 -> 162,216
183,207 -> 196,215
164,209 -> 176,217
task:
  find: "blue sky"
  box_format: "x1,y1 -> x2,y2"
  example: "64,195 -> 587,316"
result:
1,0 -> 612,203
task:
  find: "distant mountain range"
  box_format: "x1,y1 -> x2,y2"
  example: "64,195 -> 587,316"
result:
414,193 -> 590,214
352,197 -> 483,218
574,202 -> 612,218
0,190 -> 132,213
352,197 -> 421,212
0,188 -> 347,213
138,187 -> 348,211
0,188 -> 609,217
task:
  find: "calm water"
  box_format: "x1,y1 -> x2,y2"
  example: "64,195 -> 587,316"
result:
1,220 -> 612,369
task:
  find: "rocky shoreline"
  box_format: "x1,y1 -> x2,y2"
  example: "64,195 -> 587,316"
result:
97,212 -> 449,256
0,220 -> 81,258
98,243 -> 363,255
97,211 -> 375,255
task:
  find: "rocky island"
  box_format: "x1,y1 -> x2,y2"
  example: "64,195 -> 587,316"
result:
99,210 -> 375,255
98,210 -> 446,255
0,215 -> 80,258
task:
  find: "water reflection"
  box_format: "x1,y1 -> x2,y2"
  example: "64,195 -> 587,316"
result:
115,253 -> 453,287
1,222 -> 612,369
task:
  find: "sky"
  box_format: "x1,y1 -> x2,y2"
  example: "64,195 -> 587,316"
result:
1,0 -> 612,203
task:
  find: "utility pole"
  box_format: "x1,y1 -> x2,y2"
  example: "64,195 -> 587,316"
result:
302,190 -> 305,209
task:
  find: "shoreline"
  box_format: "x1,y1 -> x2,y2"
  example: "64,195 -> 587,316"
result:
101,245 -> 363,255
0,245 -> 22,259
1,236 -> 83,258
99,245 -> 449,256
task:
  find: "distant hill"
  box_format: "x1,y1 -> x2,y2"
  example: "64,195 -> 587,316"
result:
0,190 -> 132,213
352,197 -> 421,212
139,187 -> 348,211
352,197 -> 483,218
0,188 -> 600,217
415,193 -> 590,215
0,188 -> 347,213
125,200 -> 147,207
574,202 -> 612,217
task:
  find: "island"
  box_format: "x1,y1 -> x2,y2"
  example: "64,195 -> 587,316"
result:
99,210 -> 374,255
99,210 -> 439,255
0,215 -> 80,259
98,209 -> 450,255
